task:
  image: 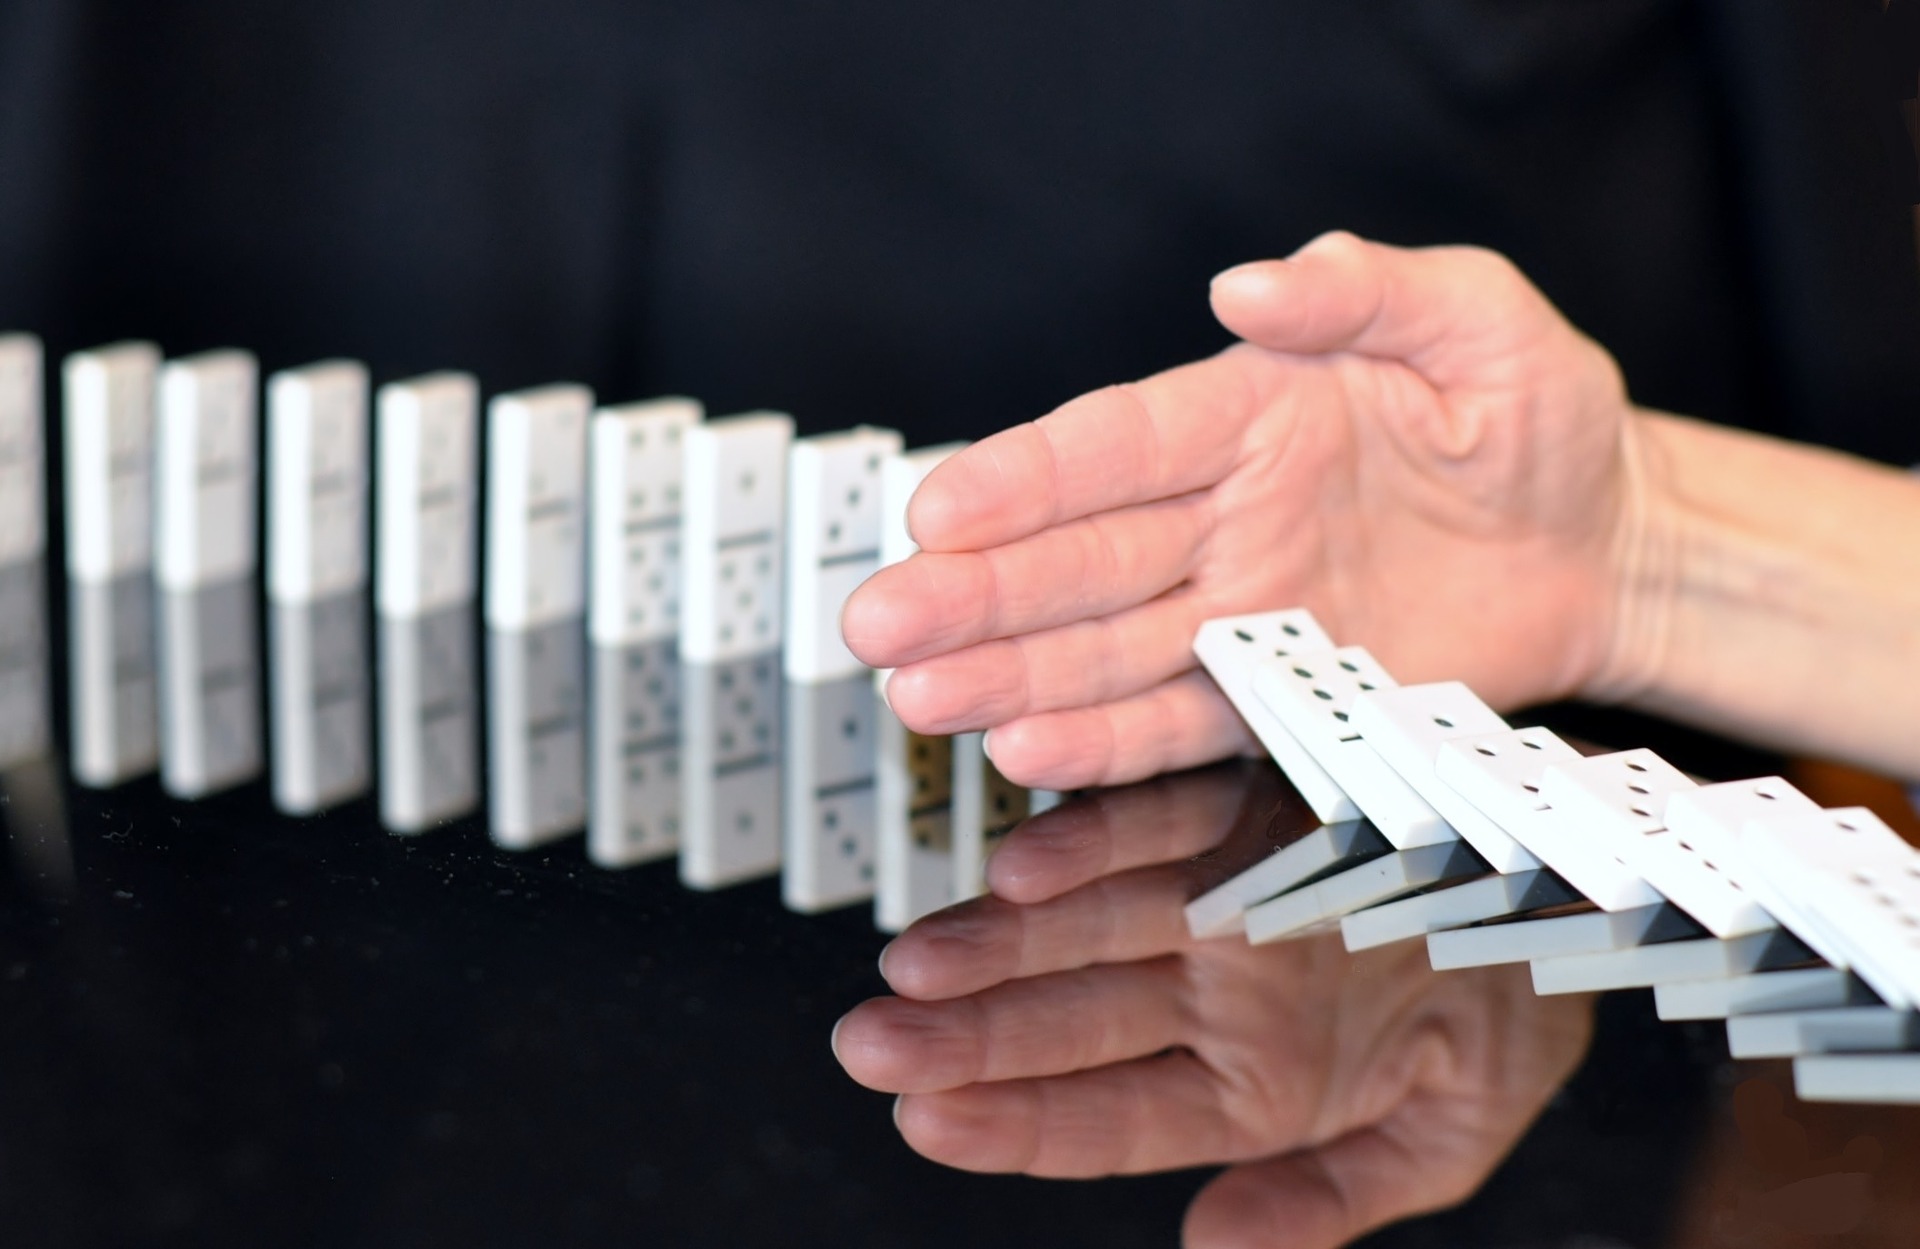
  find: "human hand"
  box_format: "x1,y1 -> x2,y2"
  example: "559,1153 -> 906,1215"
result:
832,765 -> 1596,1248
842,232 -> 1641,789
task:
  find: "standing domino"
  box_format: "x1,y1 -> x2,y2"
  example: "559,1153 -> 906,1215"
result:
63,342 -> 161,584
156,351 -> 259,590
0,335 -> 44,566
1251,647 -> 1455,848
587,397 -> 701,867
1191,612 -> 1356,824
376,373 -> 480,619
485,385 -> 592,631
680,411 -> 795,663
267,361 -> 370,604
785,426 -> 903,681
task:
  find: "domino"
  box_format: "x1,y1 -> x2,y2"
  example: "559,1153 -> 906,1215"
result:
1654,968 -> 1874,1022
268,590 -> 372,815
1192,612 -> 1356,824
1742,807 -> 1920,1008
1529,927 -> 1811,996
0,334 -> 45,566
63,341 -> 161,582
874,443 -> 966,691
266,360 -> 370,604
485,384 -> 592,630
680,412 -> 795,663
875,712 -> 956,934
952,731 -> 1031,901
377,604 -> 480,833
785,426 -> 904,682
782,672 -> 881,912
0,558 -> 52,768
1243,840 -> 1484,944
588,398 -> 702,647
680,653 -> 784,889
1351,683 -> 1539,872
1728,1007 -> 1920,1059
156,350 -> 259,590
156,580 -> 263,799
1434,728 -> 1662,912
1539,752 -> 1777,939
588,637 -> 683,868
67,574 -> 160,787
1795,1054 -> 1920,1104
1426,903 -> 1700,971
1340,868 -> 1577,952
375,373 -> 480,618
1251,647 -> 1456,848
1185,819 -> 1391,939
487,619 -> 589,849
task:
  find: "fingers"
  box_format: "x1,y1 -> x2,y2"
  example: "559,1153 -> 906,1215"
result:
835,957 -> 1192,1095
843,491 -> 1208,672
980,669 -> 1255,791
984,763 -> 1255,904
1183,1123 -> 1480,1249
893,1050 -> 1241,1178
1210,231 -> 1545,377
880,586 -> 1210,734
877,859 -> 1204,1001
903,349 -> 1275,553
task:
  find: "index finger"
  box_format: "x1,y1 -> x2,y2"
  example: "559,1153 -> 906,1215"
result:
907,345 -> 1277,553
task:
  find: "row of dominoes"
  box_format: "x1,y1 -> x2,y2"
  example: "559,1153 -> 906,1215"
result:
1190,608 -> 1920,1106
0,331 -> 1042,933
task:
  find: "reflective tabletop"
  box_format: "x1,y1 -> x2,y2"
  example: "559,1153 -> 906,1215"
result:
4,556 -> 1920,1249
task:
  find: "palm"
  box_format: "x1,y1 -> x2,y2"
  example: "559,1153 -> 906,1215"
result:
842,233 -> 1634,789
833,766 -> 1595,1248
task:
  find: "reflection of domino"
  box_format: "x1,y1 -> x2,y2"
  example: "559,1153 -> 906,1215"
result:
63,342 -> 161,583
376,373 -> 480,619
681,412 -> 795,663
377,605 -> 480,833
157,351 -> 259,590
157,579 -> 263,799
783,673 -> 881,912
1252,647 -> 1455,848
0,334 -> 45,566
0,558 -> 52,767
1192,612 -> 1355,824
1244,838 -> 1484,945
487,619 -> 589,850
269,590 -> 372,816
1185,818 -> 1391,939
589,398 -> 701,647
681,654 -> 784,889
485,384 -> 592,630
589,637 -> 683,868
952,731 -> 1030,901
786,426 -> 903,682
267,361 -> 369,604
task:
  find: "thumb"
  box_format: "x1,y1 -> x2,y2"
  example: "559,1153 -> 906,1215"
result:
1208,231 -> 1553,377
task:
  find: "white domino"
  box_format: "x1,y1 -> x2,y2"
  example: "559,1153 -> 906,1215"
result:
267,360 -> 370,603
588,398 -> 702,647
487,620 -> 589,849
377,606 -> 480,833
375,373 -> 480,618
680,412 -> 795,663
1341,869 -> 1575,952
1541,751 -> 1775,938
1435,728 -> 1662,912
1796,1054 -> 1920,1104
1529,927 -> 1809,996
1251,647 -> 1455,848
874,443 -> 965,691
785,425 -> 904,682
63,342 -> 161,582
1244,839 -> 1483,944
67,575 -> 160,787
1654,968 -> 1871,1022
1426,902 -> 1697,970
1743,807 -> 1920,1008
156,350 -> 259,589
268,591 -> 372,815
1351,683 -> 1539,872
1728,1007 -> 1920,1059
0,334 -> 45,566
1192,612 -> 1355,824
1185,818 -> 1391,939
589,637 -> 683,868
783,672 -> 880,912
485,384 -> 592,630
157,580 -> 263,799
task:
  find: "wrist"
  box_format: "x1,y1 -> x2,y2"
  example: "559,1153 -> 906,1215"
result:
1582,409 -> 1682,707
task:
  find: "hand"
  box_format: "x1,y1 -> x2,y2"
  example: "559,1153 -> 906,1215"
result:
842,232 -> 1639,789
832,766 -> 1596,1249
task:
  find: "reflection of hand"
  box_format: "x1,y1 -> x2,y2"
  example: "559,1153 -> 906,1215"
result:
834,768 -> 1596,1248
843,232 -> 1636,790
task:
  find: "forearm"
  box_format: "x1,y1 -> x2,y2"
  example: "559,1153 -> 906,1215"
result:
1591,411 -> 1920,779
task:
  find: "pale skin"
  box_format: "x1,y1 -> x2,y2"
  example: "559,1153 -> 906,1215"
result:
833,231 -> 1920,1242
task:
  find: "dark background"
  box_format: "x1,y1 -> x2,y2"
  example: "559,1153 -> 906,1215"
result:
2,2 -> 1919,1246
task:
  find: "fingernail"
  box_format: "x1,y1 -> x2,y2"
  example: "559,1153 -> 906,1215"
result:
892,1094 -> 906,1130
877,940 -> 894,981
830,1013 -> 848,1062
980,730 -> 996,764
1209,261 -> 1284,296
